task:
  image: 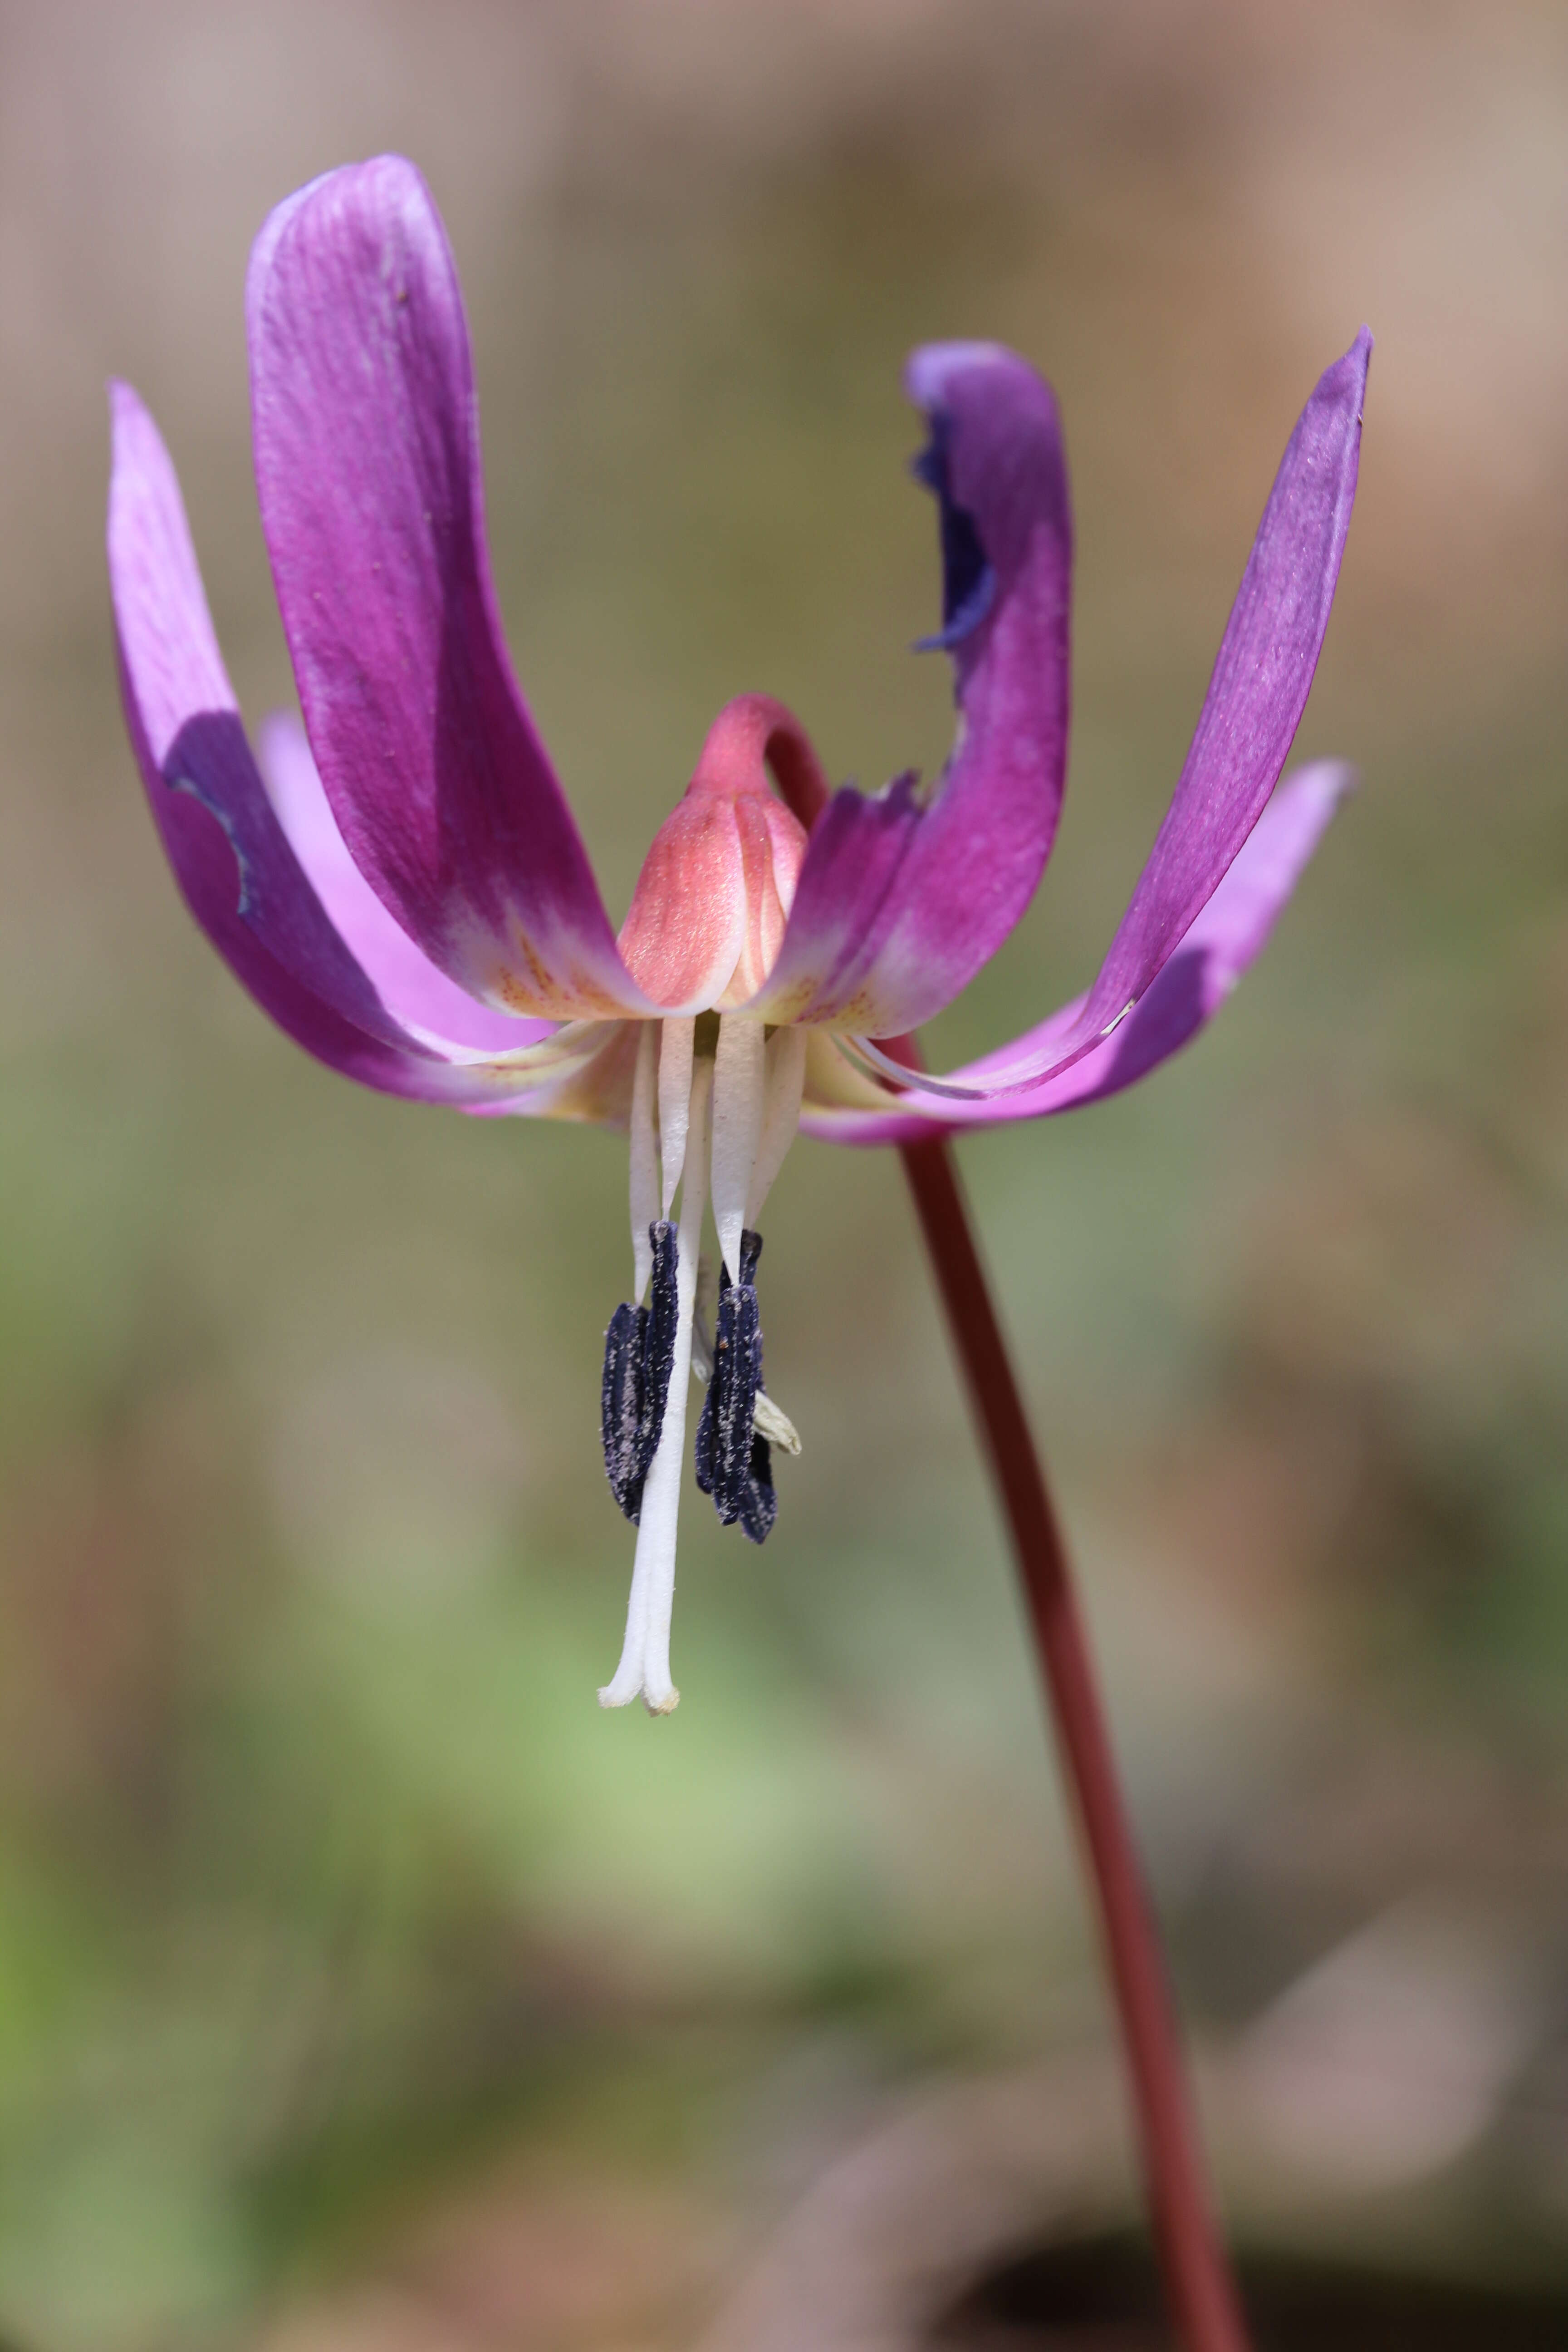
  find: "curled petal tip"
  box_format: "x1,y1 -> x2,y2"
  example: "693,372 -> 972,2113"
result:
107,378 -> 160,470
249,151 -> 431,273
904,339 -> 1016,408
1324,327 -> 1373,409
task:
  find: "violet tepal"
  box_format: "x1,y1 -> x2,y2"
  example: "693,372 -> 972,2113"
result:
107,155 -> 1369,1715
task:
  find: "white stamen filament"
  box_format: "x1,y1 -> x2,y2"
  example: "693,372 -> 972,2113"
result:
657,1016 -> 696,1215
628,1022 -> 659,1300
747,1025 -> 808,1226
710,1014 -> 767,1282
598,1050 -> 712,1715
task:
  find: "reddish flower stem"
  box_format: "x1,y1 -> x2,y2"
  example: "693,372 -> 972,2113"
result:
899,1132 -> 1252,2352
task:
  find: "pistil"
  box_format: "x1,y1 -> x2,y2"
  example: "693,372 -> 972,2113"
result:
598,1010 -> 809,1707
598,1050 -> 713,1714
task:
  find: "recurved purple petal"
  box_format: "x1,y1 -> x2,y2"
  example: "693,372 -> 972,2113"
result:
109,381 -> 592,1110
246,156 -> 646,1023
747,341 -> 1072,1033
801,761 -> 1352,1143
858,330 -> 1368,1103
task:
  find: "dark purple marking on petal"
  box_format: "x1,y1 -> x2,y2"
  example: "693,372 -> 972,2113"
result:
837,332 -> 1372,1106
748,341 -> 1073,1034
247,157 -> 644,1021
912,415 -> 997,652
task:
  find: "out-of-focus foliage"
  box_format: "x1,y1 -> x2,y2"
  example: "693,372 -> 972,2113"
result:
0,3 -> 1565,2344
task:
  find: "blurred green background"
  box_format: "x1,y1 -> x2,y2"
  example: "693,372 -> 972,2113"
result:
0,2 -> 1566,2345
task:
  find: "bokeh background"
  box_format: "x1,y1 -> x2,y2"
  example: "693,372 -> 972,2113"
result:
0,1 -> 1566,2344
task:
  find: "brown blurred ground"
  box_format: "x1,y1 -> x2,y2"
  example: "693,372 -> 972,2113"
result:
0,2 -> 1566,2345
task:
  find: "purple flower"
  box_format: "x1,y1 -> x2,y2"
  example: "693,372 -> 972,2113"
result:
108,156 -> 1369,1714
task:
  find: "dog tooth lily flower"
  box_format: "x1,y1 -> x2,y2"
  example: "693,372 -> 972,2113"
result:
107,155 -> 1368,1715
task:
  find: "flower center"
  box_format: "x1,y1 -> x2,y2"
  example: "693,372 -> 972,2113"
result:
596,1010 -> 806,1714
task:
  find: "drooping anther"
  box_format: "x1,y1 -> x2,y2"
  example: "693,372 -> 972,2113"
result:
736,1429 -> 777,1545
601,1219 -> 680,1523
636,1220 -> 679,1481
695,1227 -> 776,1544
601,1300 -> 648,1519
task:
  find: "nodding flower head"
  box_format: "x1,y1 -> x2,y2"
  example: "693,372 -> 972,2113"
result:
108,153 -> 1369,1714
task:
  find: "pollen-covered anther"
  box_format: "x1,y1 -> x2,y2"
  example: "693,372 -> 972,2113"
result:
600,1300 -> 647,1518
695,1227 -> 778,1544
600,1220 -> 680,1523
616,696 -> 819,1012
693,1254 -> 801,1457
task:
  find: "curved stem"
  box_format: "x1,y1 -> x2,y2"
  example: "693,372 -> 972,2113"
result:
899,1133 -> 1252,2352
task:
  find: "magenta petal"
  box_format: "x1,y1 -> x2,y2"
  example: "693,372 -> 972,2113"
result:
749,341 -> 1072,1032
108,381 -> 559,1107
802,761 -> 1352,1144
247,156 -> 644,1021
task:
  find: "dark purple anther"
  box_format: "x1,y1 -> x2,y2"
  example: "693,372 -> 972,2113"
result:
635,1220 -> 679,1485
695,1228 -> 774,1543
736,1430 -> 776,1544
601,1219 -> 680,1523
601,1300 -> 648,1520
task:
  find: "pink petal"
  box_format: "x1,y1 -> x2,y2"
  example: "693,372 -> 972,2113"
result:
247,156 -> 647,1022
801,762 -> 1352,1143
747,341 -> 1072,1032
617,696 -> 811,1013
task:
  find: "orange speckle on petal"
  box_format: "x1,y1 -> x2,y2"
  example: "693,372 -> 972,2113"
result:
495,941 -> 552,1013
